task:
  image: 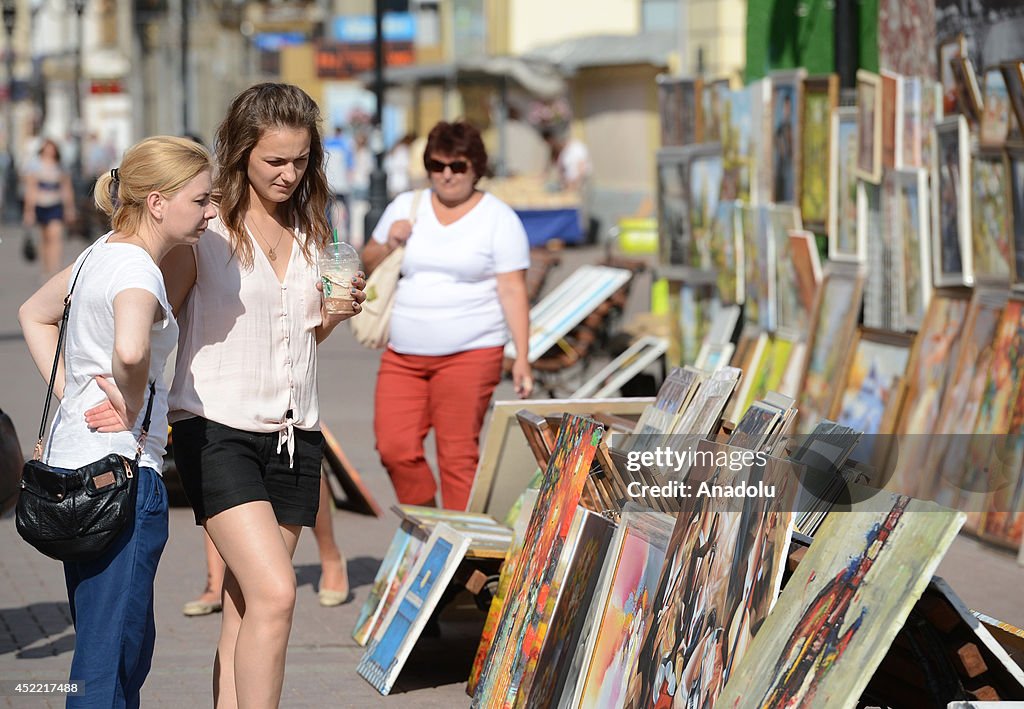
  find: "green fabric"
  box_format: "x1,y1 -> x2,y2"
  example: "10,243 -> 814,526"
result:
745,0 -> 878,81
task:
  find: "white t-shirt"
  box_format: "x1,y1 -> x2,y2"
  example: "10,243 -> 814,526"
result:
559,138 -> 591,186
372,190 -> 530,356
45,235 -> 177,472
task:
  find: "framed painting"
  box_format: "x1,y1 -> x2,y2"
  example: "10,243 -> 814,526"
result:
890,169 -> 932,331
740,204 -> 774,330
656,147 -> 690,267
932,116 -> 973,287
657,75 -> 703,147
352,525 -> 424,646
749,78 -> 774,204
856,70 -> 884,184
881,70 -> 901,170
790,229 -> 822,316
955,55 -> 984,122
797,264 -> 866,434
721,85 -> 751,202
971,150 -> 1013,284
358,524 -> 471,695
799,74 -> 838,229
829,107 -> 862,262
899,75 -> 924,169
981,66 -> 1012,148
1007,145 -> 1024,290
688,143 -> 724,269
768,204 -> 805,334
1001,60 -> 1024,137
702,77 -> 731,143
717,494 -> 964,708
858,181 -> 888,331
709,200 -> 743,304
937,34 -> 966,117
770,70 -> 806,204
830,328 -> 914,435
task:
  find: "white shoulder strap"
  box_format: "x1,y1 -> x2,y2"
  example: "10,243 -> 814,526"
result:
408,189 -> 424,226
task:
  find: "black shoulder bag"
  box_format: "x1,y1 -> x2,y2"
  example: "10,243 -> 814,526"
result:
15,252 -> 156,563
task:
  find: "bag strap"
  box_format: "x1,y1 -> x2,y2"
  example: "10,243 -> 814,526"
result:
408,189 -> 424,226
33,249 -> 156,463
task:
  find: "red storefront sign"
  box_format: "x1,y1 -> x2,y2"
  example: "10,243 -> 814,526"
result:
314,41 -> 414,79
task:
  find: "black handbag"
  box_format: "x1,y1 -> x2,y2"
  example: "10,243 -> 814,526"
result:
15,252 -> 157,563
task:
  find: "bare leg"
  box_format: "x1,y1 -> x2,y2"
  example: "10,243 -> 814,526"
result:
40,220 -> 63,279
205,502 -> 301,709
183,531 -> 226,615
313,474 -> 349,604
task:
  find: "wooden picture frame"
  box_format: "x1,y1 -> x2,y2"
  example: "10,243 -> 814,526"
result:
1001,60 -> 1024,144
881,70 -> 901,170
937,34 -> 967,117
1007,145 -> 1024,290
322,423 -> 383,517
656,74 -> 703,147
898,76 -> 924,169
800,74 -> 839,230
981,65 -> 1012,149
769,69 -> 806,204
890,169 -> 932,331
932,116 -> 973,287
856,70 -> 884,184
829,328 -> 914,434
829,107 -> 863,262
951,55 -> 983,122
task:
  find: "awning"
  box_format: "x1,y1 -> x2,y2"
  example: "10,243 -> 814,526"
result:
522,32 -> 676,74
360,55 -> 565,98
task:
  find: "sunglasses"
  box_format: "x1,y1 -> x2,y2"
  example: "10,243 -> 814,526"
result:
426,158 -> 469,174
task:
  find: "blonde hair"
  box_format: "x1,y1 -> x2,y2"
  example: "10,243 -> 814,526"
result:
94,136 -> 213,236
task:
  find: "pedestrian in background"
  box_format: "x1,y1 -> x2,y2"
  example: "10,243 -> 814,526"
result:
18,135 -> 215,707
362,120 -> 533,512
161,83 -> 364,707
22,139 -> 76,280
323,125 -> 354,241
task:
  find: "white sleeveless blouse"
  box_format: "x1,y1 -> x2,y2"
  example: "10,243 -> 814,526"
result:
169,215 -> 323,456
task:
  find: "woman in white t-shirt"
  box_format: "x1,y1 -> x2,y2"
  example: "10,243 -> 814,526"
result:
362,120 -> 533,511
18,136 -> 215,707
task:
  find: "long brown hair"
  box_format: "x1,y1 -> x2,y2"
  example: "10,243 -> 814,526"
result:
214,83 -> 331,268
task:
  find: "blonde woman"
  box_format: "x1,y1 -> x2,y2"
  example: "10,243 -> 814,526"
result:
19,136 -> 215,706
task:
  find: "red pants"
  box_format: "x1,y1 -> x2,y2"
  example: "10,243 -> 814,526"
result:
374,346 -> 503,511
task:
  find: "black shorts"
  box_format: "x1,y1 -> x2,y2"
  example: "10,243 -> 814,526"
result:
35,204 -> 64,224
171,416 -> 324,527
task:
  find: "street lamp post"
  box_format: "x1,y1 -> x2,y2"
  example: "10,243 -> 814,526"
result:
2,0 -> 17,222
70,0 -> 86,224
363,0 -> 388,237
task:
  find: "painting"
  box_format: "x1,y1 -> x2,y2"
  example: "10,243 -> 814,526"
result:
739,336 -> 796,420
1008,146 -> 1024,290
702,77 -> 731,143
879,0 -> 937,78
717,494 -> 965,708
656,147 -> 689,267
688,145 -> 724,269
890,169 -> 932,330
471,415 -> 603,709
859,181 -> 893,332
657,75 -> 703,147
800,74 -> 838,229
352,525 -> 424,646
769,205 -> 804,333
829,108 -> 862,263
881,71 -> 900,169
971,151 -> 1013,283
790,230 -> 822,316
856,70 -> 883,184
721,86 -> 753,202
358,524 -> 471,695
832,329 -> 914,435
519,508 -> 614,706
467,489 -> 539,694
899,76 -> 924,169
980,373 -> 1024,549
563,510 -> 675,709
952,55 -> 984,122
981,66 -> 1012,148
1002,61 -> 1024,136
937,34 -> 966,116
798,265 -> 865,434
627,442 -> 799,708
741,204 -> 774,330
709,200 -> 742,304
770,71 -> 805,204
932,116 -> 973,286
750,78 -> 774,204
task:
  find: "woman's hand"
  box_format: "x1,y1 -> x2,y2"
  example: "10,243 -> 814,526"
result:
386,220 -> 413,250
318,270 -> 366,326
84,375 -> 139,433
512,357 -> 534,399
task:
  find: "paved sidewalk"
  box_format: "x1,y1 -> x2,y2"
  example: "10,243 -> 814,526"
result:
1,230 -> 1023,706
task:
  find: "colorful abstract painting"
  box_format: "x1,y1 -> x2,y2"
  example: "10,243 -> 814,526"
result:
471,415 -> 603,709
566,510 -> 675,709
971,153 -> 1013,282
717,494 -> 964,709
357,524 -> 470,695
626,444 -> 799,708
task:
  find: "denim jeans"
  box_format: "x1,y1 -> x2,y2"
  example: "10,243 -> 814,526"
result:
63,466 -> 168,708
